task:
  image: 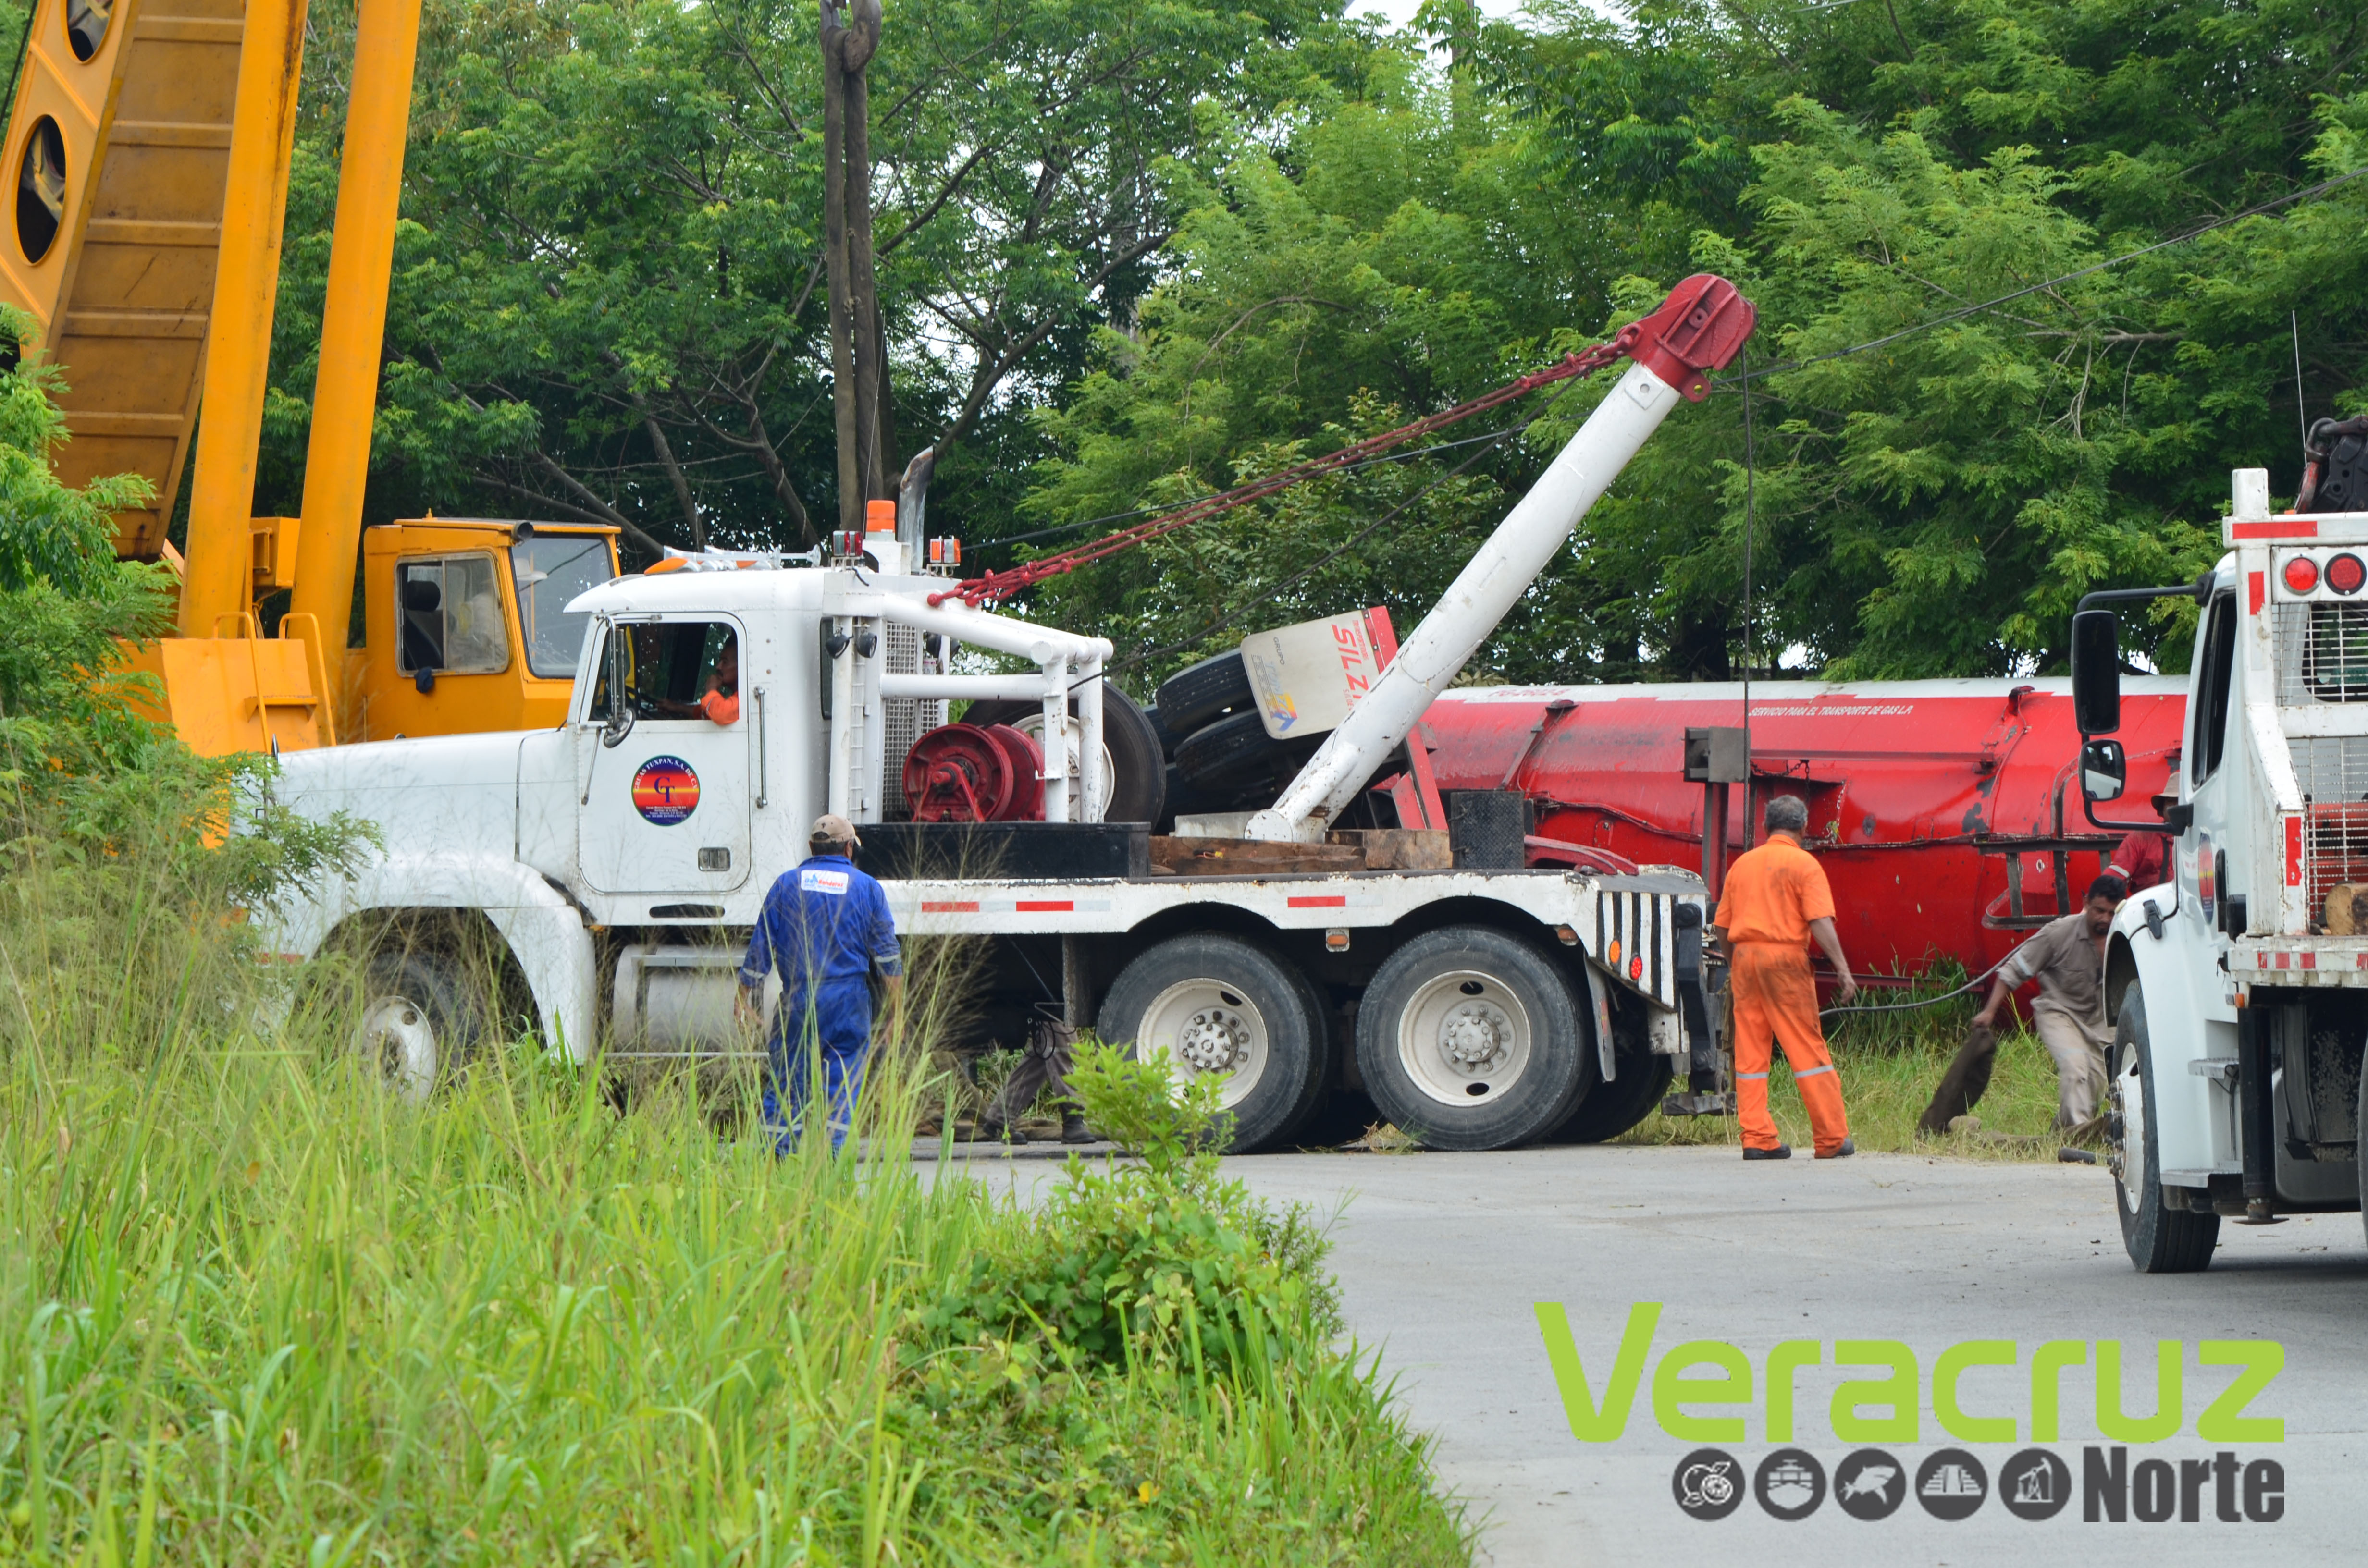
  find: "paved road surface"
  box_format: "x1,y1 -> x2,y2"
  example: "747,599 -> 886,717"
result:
973,1142 -> 2366,1563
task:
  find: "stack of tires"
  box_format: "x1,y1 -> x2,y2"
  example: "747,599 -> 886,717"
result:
1147,651 -> 1323,827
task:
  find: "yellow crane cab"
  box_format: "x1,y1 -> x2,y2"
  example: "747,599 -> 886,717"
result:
346,519 -> 621,742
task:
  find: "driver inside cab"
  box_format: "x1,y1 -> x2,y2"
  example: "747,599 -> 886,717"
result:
656,632 -> 740,724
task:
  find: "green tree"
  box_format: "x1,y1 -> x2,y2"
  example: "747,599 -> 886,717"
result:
1018,0 -> 2368,684
263,0 -> 1359,560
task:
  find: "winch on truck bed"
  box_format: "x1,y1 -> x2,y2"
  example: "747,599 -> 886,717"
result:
261,276 -> 1756,1152
2073,467 -> 2368,1268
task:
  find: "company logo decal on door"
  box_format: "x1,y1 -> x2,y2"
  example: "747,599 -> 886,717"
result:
631,756 -> 701,825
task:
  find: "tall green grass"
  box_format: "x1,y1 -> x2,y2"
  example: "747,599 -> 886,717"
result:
0,795 -> 1469,1564
1620,961 -> 2075,1159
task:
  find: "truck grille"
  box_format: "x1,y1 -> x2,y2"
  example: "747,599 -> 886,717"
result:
880,622 -> 945,818
2294,737 -> 2368,923
2275,603 -> 2368,704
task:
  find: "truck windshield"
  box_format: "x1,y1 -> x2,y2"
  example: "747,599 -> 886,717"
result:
513,535 -> 615,677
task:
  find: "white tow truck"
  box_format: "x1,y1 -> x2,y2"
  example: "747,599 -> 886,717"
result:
2073,467 -> 2368,1267
265,277 -> 1756,1152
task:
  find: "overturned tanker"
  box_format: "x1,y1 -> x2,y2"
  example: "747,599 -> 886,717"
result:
1416,677 -> 2188,990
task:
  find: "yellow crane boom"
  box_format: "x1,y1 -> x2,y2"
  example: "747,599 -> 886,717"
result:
0,0 -> 618,754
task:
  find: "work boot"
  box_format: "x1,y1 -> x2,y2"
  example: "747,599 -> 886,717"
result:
1818,1138 -> 1855,1160
1060,1112 -> 1094,1145
1742,1144 -> 1792,1161
975,1117 -> 1029,1145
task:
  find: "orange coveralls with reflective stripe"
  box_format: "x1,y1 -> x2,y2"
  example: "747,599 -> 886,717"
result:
1714,833 -> 1850,1154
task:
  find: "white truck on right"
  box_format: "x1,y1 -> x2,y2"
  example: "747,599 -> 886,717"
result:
2073,466 -> 2368,1270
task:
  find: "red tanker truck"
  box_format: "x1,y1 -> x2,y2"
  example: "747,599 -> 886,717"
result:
1418,677 -> 2187,989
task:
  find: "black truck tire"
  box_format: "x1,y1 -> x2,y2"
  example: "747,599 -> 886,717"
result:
2109,981 -> 2220,1272
354,949 -> 486,1101
1172,709 -> 1320,794
2358,1044 -> 2368,1254
1142,703 -> 1186,761
1155,650 -> 1254,733
965,683 -> 1167,823
1097,932 -> 1328,1152
1549,1049 -> 1675,1144
1357,926 -> 1591,1150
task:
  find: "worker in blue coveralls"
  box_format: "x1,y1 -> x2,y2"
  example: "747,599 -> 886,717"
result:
735,813 -> 903,1152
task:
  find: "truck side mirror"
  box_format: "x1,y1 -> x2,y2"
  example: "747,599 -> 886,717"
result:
399,578 -> 441,614
601,628 -> 636,749
2071,608 -> 2121,735
2079,737 -> 2127,802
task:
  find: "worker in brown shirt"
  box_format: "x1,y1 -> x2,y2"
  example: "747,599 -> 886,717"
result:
1973,874 -> 2126,1129
1711,795 -> 1857,1161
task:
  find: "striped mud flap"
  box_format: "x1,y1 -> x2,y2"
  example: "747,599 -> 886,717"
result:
1594,884 -> 1727,1115
1672,903 -> 1722,1096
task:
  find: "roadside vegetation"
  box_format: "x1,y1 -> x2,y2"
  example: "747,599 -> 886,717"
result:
0,1011 -> 1469,1563
0,342 -> 1468,1564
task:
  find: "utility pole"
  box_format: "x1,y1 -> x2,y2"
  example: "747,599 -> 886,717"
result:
820,0 -> 892,534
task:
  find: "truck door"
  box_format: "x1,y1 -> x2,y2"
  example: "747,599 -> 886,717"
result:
2168,587 -> 2242,1173
577,616 -> 753,896
2181,589 -> 2240,958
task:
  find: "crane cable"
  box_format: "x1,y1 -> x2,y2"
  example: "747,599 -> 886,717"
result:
932,336 -> 1633,608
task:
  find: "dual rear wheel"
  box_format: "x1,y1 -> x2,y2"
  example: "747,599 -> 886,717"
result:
1097,923 -> 1665,1153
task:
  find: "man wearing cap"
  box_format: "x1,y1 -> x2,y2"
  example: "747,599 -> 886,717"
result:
736,815 -> 903,1152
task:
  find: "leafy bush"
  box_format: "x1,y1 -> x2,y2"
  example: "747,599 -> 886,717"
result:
0,313 -> 374,1066
915,1041 -> 1338,1379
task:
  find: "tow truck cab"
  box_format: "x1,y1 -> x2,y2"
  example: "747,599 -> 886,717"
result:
2073,467 -> 2368,1268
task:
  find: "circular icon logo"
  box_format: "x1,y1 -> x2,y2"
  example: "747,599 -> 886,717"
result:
1998,1448 -> 2072,1521
1832,1448 -> 1907,1520
1671,1448 -> 1744,1521
1915,1448 -> 1989,1521
1754,1448 -> 1826,1521
631,755 -> 701,826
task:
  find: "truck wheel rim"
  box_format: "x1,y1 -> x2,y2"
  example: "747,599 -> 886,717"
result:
2109,1047 -> 2145,1211
357,994 -> 437,1102
1003,712 -> 1115,820
1140,979 -> 1267,1108
1398,970 -> 1533,1107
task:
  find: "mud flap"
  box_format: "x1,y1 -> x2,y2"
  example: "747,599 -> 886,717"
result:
1661,900 -> 1732,1116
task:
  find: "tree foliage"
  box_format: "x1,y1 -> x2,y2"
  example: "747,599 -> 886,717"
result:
253,0 -> 2368,684
264,0 -> 1357,557
1028,0 -> 2368,684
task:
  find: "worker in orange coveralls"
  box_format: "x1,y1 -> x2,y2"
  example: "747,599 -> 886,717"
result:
1712,794 -> 1858,1161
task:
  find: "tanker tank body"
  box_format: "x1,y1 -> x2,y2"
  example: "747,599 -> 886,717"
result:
1419,677 -> 2187,991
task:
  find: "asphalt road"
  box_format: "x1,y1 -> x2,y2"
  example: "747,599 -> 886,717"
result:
1234,1144 -> 2366,1566
970,1142 -> 2367,1564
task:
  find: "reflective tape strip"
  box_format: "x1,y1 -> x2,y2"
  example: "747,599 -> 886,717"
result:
905,898 -> 1114,916
1287,894 -> 1349,908
1794,1064 -> 1835,1079
1737,1071 -> 1770,1081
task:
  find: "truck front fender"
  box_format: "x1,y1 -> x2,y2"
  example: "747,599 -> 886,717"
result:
270,856 -> 597,1064
2105,931 -> 2140,1026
